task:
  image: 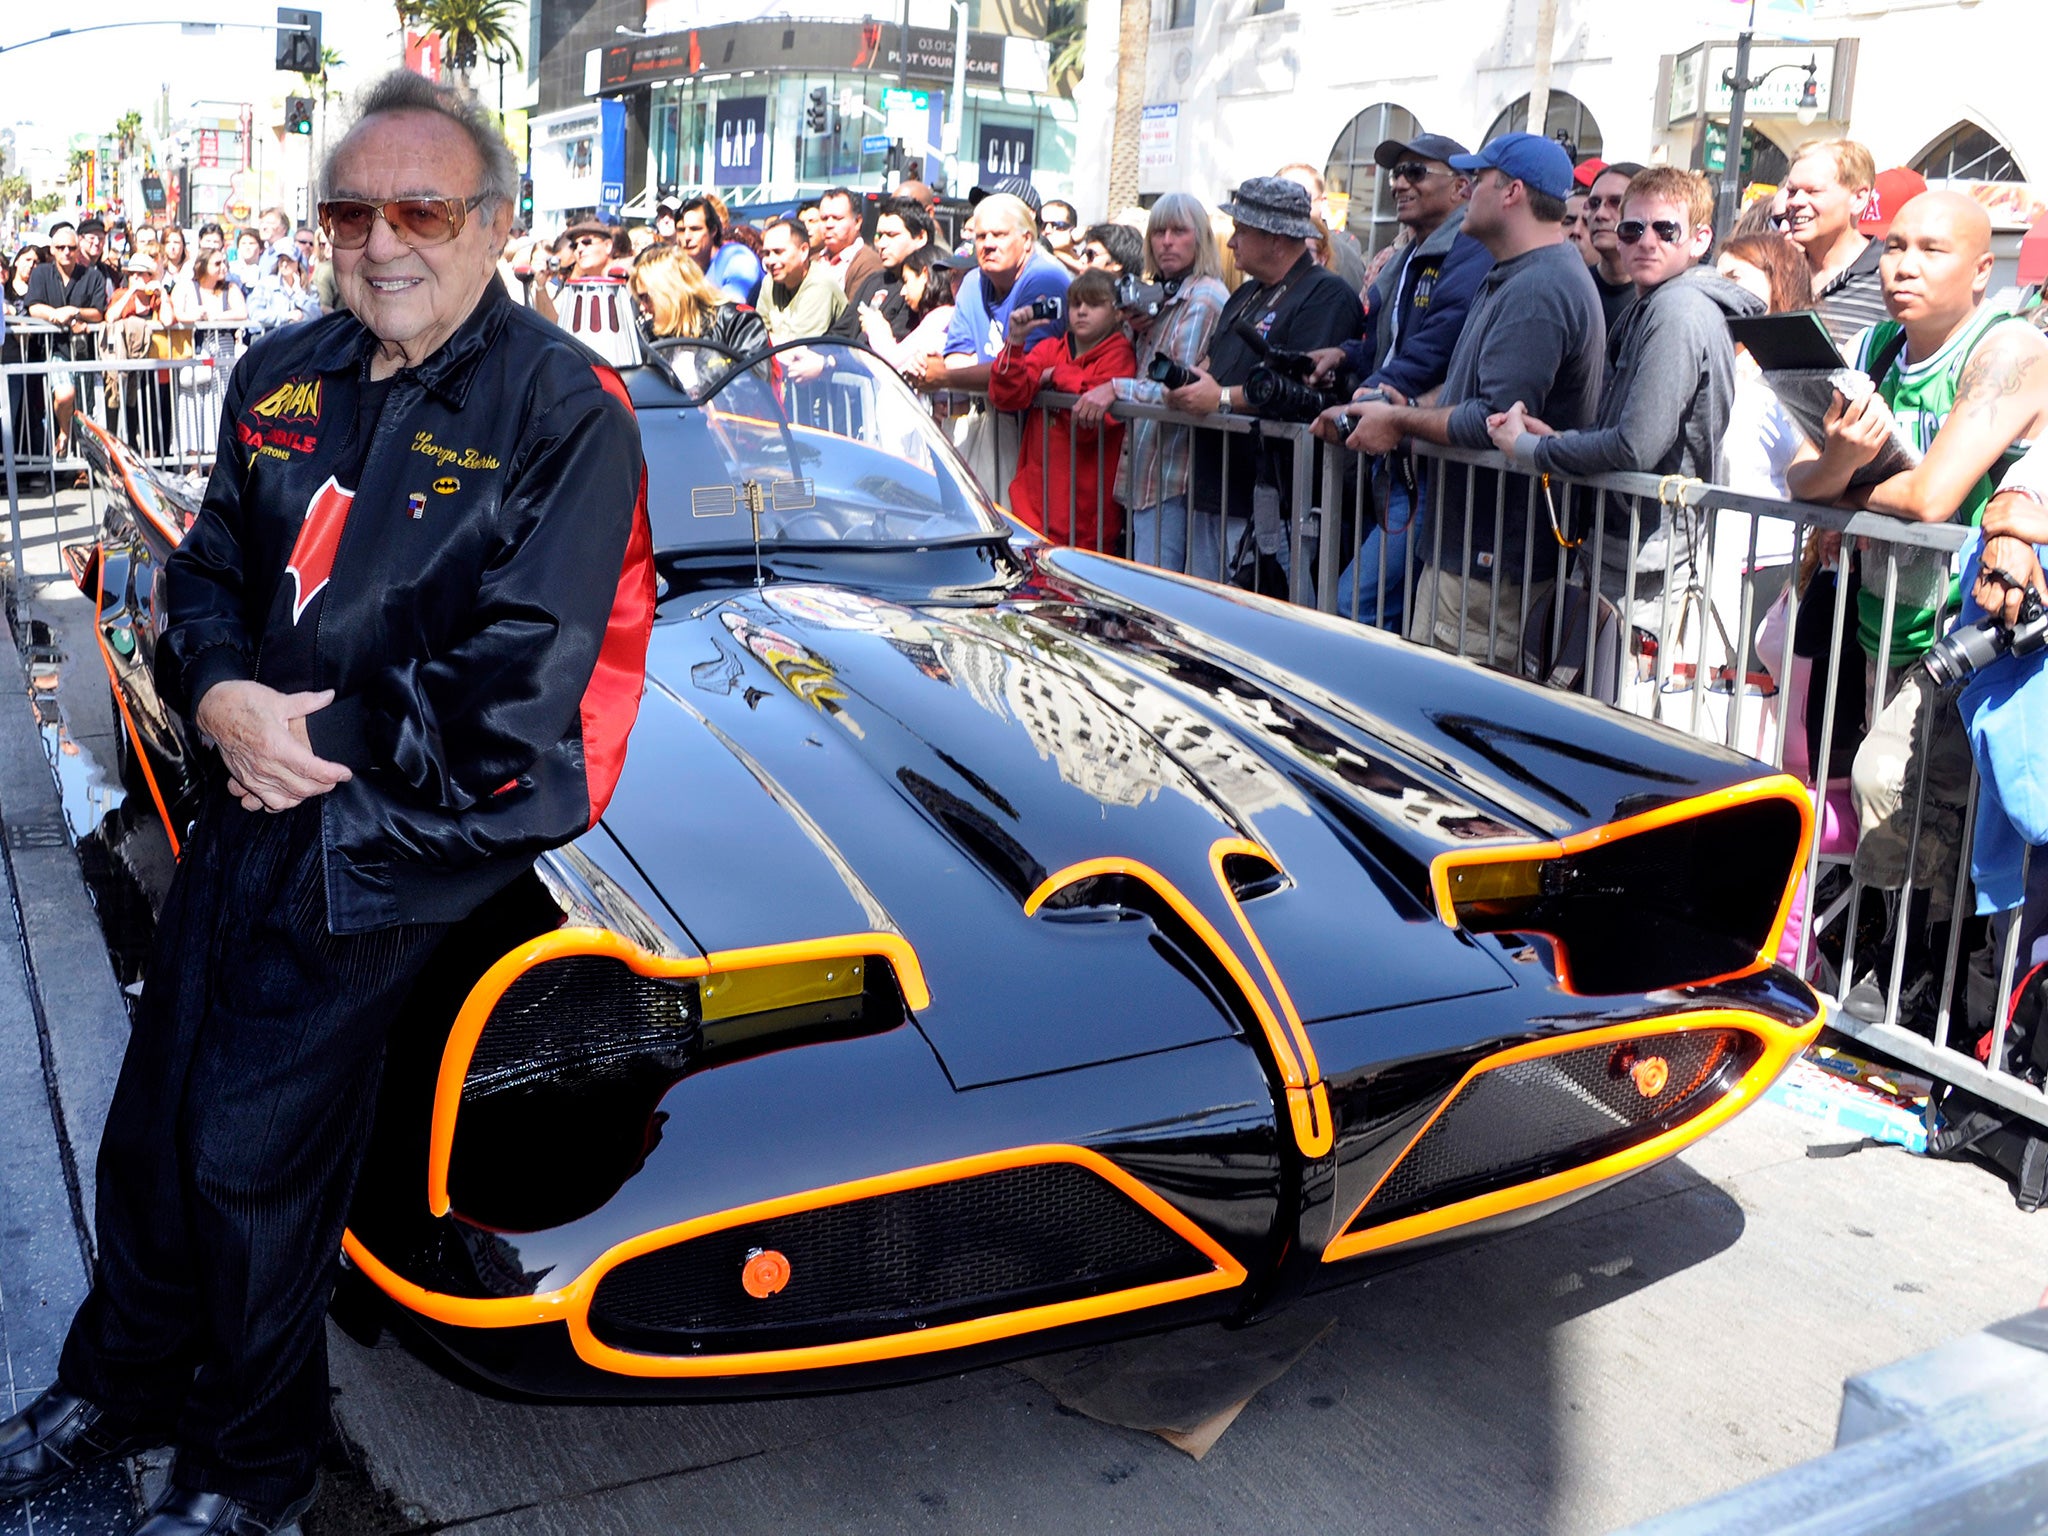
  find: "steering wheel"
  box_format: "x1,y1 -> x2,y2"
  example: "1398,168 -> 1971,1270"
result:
773,509 -> 847,541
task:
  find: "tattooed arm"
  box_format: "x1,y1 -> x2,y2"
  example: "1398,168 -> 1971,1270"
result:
1862,319 -> 2048,523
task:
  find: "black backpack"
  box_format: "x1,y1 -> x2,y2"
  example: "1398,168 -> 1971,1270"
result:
1928,961 -> 2048,1211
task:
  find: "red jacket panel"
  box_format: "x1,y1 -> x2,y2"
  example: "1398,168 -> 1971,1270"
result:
989,329 -> 1137,550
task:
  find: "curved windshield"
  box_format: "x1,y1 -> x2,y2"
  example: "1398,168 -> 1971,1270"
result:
635,340 -> 1008,553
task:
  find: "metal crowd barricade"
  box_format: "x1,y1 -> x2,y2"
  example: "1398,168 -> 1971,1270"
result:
1006,392 -> 1327,607
972,392 -> 2045,1132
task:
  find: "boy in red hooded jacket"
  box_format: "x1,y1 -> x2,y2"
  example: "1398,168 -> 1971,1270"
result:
989,267 -> 1137,549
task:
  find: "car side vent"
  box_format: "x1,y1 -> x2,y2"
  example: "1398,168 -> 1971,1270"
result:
464,955 -> 701,1102
586,1161 -> 1216,1357
1345,1027 -> 1758,1236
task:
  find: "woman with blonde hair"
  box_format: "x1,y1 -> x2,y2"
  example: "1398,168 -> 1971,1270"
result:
1071,190 -> 1232,573
628,244 -> 767,362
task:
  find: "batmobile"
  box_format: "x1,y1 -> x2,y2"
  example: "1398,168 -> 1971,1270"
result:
74,340 -> 1820,1400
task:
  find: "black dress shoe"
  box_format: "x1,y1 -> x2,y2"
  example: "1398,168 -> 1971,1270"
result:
0,1385 -> 155,1505
130,1481 -> 319,1535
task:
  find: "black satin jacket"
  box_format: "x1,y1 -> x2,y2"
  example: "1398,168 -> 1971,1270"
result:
160,280 -> 656,934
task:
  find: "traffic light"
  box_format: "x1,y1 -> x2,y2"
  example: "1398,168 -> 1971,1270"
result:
284,97 -> 314,135
518,177 -> 533,221
805,86 -> 830,136
275,8 -> 322,74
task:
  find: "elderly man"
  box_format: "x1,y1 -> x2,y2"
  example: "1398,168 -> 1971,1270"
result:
0,71 -> 653,1535
924,192 -> 1070,494
256,206 -> 297,279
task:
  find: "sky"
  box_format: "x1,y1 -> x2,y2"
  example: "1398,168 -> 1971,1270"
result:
1,0 -> 409,166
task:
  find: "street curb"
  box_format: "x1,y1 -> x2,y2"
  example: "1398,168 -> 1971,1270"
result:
0,598 -> 134,1269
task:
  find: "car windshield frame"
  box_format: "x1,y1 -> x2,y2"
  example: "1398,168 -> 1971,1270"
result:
633,336 -> 1013,558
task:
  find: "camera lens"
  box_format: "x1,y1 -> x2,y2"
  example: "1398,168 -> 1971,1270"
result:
1922,617 -> 2010,688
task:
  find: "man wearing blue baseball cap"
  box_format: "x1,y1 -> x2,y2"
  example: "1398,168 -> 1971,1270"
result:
1335,131 -> 1605,665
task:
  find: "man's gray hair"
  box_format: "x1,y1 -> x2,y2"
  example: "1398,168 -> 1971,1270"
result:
318,70 -> 518,207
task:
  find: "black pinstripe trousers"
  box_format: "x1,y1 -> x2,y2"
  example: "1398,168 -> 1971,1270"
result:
60,793 -> 447,1507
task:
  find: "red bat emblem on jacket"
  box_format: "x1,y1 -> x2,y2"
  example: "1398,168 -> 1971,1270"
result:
286,475 -> 355,624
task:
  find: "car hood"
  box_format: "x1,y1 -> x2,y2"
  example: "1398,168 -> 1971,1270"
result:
601,550 -> 1768,1088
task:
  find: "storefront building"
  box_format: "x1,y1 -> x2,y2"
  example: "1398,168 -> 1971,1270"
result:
1131,0 -> 2046,269
600,17 -> 1070,214
529,0 -> 1072,226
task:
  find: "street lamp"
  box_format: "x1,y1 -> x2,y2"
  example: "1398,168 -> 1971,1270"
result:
1713,5 -> 1822,237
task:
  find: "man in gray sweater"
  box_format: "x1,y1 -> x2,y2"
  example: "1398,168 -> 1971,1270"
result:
1489,166 -> 1762,632
1340,132 -> 1605,665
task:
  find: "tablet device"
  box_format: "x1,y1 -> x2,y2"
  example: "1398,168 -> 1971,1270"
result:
1726,310 -> 1848,372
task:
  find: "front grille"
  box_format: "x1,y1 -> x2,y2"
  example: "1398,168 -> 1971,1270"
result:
1347,1027 -> 1755,1233
463,955 -> 699,1101
587,1161 -> 1213,1356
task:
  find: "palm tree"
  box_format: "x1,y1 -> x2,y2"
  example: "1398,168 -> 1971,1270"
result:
298,45 -> 345,105
112,111 -> 144,160
424,0 -> 524,90
1104,0 -> 1148,214
1044,0 -> 1086,97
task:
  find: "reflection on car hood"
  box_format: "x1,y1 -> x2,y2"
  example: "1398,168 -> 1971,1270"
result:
599,550 -> 1765,1089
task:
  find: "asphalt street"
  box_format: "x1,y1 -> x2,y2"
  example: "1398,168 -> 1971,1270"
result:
0,482 -> 2042,1535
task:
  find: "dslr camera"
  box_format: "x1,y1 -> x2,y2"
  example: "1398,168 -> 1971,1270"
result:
1115,273 -> 1180,319
1923,586 -> 2048,687
1148,354 -> 1199,391
1233,318 -> 1354,424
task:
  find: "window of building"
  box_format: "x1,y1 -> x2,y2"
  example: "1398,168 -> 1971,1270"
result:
1251,0 -> 1284,13
1914,121 -> 2025,183
1482,90 -> 1604,165
1162,0 -> 1198,31
1322,101 -> 1423,259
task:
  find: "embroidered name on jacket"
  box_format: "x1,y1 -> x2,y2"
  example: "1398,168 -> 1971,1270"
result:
286,475 -> 355,623
411,430 -> 501,470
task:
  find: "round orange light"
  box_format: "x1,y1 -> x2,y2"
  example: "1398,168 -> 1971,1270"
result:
1631,1056 -> 1670,1097
741,1248 -> 791,1299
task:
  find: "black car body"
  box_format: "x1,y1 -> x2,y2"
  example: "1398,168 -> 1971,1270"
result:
74,341 -> 1820,1400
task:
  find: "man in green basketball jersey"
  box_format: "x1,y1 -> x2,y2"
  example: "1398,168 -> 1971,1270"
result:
1786,191 -> 2048,1019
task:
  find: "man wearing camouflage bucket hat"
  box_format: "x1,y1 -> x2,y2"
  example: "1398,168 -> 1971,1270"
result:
1163,175 -> 1363,589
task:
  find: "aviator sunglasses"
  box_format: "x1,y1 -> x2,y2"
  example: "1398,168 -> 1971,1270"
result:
1617,218 -> 1685,245
318,194 -> 491,249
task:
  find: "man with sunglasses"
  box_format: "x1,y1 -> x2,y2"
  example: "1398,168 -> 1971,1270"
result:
1305,132 -> 1492,626
1487,166 -> 1762,635
0,71 -> 653,1536
1041,199 -> 1082,272
1581,161 -> 1646,331
1334,132 -> 1602,665
23,219 -> 110,460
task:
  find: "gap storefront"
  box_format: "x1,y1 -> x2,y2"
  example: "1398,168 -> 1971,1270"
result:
595,18 -> 1074,210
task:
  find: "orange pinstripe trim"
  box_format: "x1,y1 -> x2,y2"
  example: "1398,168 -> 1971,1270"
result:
1022,850 -> 1332,1155
344,1144 -> 1244,1376
427,927 -> 931,1218
1427,774 -> 1814,986
77,417 -> 185,549
90,546 -> 181,858
1320,1004 -> 1820,1264
1206,838 -> 1331,1157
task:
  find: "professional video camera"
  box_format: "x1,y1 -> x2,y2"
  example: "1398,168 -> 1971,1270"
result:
1148,354 -> 1199,391
1923,586 -> 2048,687
1115,272 -> 1181,319
1232,317 -> 1355,423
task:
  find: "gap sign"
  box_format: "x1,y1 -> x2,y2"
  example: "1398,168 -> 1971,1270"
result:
718,95 -> 767,186
978,124 -> 1035,184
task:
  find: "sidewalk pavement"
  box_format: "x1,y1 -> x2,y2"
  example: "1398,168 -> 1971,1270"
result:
0,486 -> 140,1531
